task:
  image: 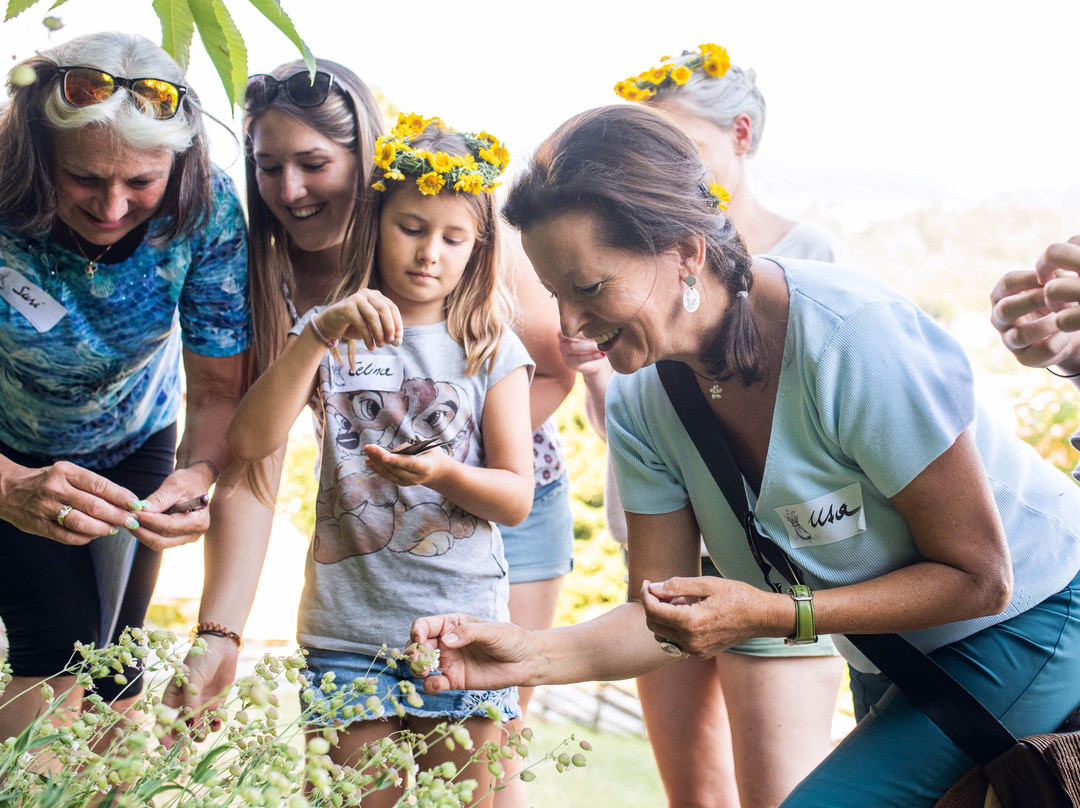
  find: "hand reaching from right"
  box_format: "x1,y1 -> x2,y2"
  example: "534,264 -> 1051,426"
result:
990,236 -> 1080,374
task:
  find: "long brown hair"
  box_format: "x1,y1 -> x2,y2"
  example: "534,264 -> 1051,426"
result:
242,59 -> 383,498
503,104 -> 763,385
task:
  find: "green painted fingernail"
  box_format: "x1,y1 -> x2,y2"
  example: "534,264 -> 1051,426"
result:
129,499 -> 143,511
126,516 -> 140,530
108,526 -> 119,535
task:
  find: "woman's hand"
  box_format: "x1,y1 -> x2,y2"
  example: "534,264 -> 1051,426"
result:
991,237 -> 1080,373
361,443 -> 452,488
315,289 -> 404,351
127,466 -> 212,551
0,457 -> 140,544
161,634 -> 238,743
640,576 -> 785,659
411,613 -> 538,694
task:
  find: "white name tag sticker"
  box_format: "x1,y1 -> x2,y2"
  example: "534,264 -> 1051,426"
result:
774,482 -> 866,549
329,352 -> 404,393
0,267 -> 67,332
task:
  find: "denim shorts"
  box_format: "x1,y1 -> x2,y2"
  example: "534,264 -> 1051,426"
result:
302,648 -> 521,726
502,474 -> 574,584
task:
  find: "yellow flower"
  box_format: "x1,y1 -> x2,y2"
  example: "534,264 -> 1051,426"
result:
385,169 -> 406,181
708,182 -> 732,210
614,80 -> 632,99
670,65 -> 692,85
393,112 -> 426,138
647,66 -> 669,84
699,42 -> 723,56
453,173 -> 485,194
373,139 -> 397,169
478,131 -> 501,150
417,172 -> 446,196
371,181 -> 386,192
429,152 -> 454,173
703,47 -> 731,78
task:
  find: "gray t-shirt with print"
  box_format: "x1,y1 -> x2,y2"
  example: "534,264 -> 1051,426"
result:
291,312 -> 534,656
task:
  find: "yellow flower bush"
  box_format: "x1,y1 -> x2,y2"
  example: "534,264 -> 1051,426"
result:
614,42 -> 732,101
371,112 -> 508,197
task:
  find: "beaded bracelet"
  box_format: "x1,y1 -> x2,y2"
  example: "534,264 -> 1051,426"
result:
1047,366 -> 1080,379
190,621 -> 244,651
309,316 -> 338,349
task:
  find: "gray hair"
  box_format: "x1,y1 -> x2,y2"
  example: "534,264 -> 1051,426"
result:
36,31 -> 200,154
0,31 -> 212,240
650,63 -> 767,156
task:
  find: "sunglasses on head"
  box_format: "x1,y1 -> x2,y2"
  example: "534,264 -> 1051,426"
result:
245,70 -> 336,109
56,65 -> 187,120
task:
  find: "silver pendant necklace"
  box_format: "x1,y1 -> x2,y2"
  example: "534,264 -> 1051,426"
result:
67,225 -> 115,298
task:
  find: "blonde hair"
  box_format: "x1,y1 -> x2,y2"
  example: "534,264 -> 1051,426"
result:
345,126 -> 512,376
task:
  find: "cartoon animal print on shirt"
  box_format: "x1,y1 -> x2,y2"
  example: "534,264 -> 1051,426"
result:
313,376 -> 478,564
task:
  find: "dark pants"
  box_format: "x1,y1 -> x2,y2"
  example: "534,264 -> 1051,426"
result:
0,424 -> 175,700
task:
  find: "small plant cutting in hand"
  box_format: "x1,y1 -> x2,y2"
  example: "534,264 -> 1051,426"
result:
0,630 -> 590,807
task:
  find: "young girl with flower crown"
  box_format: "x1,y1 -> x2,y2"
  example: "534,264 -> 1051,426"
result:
228,114 -> 534,806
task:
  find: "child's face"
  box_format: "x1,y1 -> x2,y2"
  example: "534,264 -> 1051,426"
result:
376,184 -> 479,324
251,109 -> 359,256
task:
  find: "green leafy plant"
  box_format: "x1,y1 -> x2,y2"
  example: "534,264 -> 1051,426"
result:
3,0 -> 313,108
0,630 -> 589,807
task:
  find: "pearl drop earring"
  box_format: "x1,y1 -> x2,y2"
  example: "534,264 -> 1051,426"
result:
682,275 -> 700,313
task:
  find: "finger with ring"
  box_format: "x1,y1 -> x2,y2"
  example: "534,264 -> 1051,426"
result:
57,504 -> 73,527
658,639 -> 685,657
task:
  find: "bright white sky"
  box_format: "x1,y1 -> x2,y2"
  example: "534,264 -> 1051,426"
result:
1,0 -> 1078,223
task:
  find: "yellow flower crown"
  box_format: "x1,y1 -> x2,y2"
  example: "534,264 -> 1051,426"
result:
371,112 -> 509,196
614,43 -> 732,102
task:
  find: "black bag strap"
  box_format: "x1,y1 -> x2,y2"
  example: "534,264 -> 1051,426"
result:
655,359 -> 1018,765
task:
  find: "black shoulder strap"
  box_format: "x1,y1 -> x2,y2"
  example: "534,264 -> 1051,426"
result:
654,359 -> 1018,764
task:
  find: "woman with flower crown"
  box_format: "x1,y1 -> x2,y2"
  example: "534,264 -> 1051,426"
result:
557,44 -> 850,808
0,32 -> 249,745
229,113 -> 534,806
412,103 -> 1080,807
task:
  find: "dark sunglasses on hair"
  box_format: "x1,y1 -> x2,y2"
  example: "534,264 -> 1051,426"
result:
56,65 -> 187,120
245,70 -> 336,109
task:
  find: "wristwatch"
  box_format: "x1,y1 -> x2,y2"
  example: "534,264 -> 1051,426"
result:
784,584 -> 818,646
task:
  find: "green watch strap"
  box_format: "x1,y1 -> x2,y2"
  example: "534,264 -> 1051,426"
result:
784,584 -> 818,646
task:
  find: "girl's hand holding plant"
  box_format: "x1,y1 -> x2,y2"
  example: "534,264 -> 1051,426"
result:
312,288 -> 404,352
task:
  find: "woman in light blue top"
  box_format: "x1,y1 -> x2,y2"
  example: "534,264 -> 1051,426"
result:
412,104 -> 1080,807
0,32 -> 248,743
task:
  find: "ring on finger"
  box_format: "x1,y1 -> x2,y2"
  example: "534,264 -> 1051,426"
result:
57,504 -> 73,527
658,639 -> 685,657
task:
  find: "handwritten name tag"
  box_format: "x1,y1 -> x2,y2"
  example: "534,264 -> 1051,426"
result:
774,482 -> 866,549
0,267 -> 67,332
329,352 -> 404,393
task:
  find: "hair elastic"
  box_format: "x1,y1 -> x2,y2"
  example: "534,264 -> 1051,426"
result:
736,290 -> 749,299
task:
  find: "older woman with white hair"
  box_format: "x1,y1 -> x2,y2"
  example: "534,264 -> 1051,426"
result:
0,31 -> 249,740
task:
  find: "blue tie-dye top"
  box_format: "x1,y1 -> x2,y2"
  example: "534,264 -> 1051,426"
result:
0,172 -> 250,469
